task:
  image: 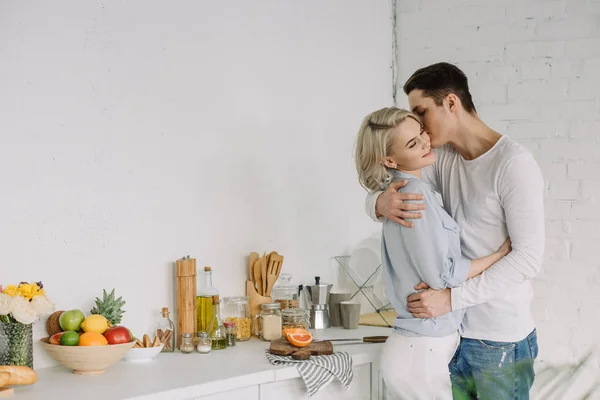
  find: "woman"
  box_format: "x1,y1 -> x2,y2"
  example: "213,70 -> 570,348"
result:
354,107 -> 510,399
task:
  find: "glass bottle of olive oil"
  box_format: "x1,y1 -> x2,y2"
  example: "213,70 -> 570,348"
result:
196,266 -> 219,333
207,295 -> 227,350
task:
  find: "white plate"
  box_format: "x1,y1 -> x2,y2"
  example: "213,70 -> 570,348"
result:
123,343 -> 164,362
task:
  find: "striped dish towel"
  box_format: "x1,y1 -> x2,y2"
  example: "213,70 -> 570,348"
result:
265,350 -> 354,396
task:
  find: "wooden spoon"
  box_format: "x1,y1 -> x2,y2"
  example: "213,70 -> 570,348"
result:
249,252 -> 259,288
265,252 -> 284,297
260,253 -> 268,297
254,258 -> 263,296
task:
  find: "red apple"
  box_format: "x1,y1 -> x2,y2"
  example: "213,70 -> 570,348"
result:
49,332 -> 65,345
103,326 -> 133,345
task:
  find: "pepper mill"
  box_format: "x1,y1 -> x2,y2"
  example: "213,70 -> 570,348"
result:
175,255 -> 197,349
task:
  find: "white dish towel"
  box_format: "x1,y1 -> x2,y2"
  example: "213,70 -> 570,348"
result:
265,350 -> 354,396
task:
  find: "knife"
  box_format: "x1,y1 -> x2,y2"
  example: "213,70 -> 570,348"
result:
316,336 -> 388,344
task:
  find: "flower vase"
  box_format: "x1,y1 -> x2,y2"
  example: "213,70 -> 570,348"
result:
0,321 -> 34,369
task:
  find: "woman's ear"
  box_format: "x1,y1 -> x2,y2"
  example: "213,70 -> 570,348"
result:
382,158 -> 397,169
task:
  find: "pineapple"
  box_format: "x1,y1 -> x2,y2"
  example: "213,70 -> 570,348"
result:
90,289 -> 126,325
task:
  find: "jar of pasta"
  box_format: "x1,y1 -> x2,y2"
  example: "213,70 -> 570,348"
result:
222,296 -> 251,341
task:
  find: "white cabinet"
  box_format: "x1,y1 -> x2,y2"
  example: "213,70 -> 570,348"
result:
193,385 -> 259,400
259,363 -> 371,400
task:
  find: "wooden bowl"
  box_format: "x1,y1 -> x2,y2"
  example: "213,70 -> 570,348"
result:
40,337 -> 135,375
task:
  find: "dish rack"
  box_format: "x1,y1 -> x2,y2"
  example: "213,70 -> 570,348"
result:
334,255 -> 393,327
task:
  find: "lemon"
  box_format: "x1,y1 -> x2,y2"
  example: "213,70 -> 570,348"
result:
80,314 -> 109,334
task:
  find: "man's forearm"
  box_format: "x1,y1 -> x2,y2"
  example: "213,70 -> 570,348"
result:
365,190 -> 383,222
452,250 -> 542,310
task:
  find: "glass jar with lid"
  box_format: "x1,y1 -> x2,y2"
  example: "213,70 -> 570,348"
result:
271,273 -> 299,310
222,296 -> 251,341
179,333 -> 195,354
196,332 -> 212,354
224,321 -> 237,347
281,308 -> 310,331
252,303 -> 282,341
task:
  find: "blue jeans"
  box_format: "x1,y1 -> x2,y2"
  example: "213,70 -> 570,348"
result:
449,329 -> 538,400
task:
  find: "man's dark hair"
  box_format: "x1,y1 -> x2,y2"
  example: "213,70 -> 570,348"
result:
403,62 -> 476,113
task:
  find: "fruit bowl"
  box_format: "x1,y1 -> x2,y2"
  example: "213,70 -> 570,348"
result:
123,343 -> 164,363
40,337 -> 135,375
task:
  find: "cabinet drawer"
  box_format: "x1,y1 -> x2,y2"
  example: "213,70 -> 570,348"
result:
193,385 -> 259,400
260,363 -> 371,400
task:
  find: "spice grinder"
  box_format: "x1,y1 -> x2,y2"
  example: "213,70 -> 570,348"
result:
304,276 -> 333,329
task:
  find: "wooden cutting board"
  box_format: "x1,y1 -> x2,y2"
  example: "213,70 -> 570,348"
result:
269,338 -> 333,360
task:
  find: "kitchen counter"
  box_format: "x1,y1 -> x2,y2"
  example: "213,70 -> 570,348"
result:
12,326 -> 393,400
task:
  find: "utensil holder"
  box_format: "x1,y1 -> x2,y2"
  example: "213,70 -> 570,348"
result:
246,280 -> 272,337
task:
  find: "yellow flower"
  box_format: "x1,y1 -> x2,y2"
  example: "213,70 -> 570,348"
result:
2,285 -> 21,297
17,283 -> 44,301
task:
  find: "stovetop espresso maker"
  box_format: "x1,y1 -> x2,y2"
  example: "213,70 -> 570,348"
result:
304,276 -> 333,329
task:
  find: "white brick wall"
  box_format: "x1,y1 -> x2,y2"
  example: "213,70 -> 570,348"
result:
396,0 -> 600,397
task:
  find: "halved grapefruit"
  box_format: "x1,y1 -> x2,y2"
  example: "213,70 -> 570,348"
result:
283,328 -> 307,338
287,331 -> 313,348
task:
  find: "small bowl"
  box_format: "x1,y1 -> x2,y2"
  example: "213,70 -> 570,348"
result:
123,344 -> 164,362
40,337 -> 135,375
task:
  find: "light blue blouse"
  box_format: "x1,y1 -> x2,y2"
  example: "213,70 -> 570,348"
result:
382,170 -> 470,337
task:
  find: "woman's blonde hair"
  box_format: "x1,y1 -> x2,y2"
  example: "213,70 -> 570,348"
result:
354,107 -> 421,192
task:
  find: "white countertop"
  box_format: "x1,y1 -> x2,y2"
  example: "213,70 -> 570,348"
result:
12,326 -> 393,400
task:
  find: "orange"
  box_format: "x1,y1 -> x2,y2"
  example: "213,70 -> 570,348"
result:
283,328 -> 309,338
78,332 -> 108,346
287,332 -> 313,348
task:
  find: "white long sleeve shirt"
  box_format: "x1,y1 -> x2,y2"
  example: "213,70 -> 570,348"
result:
366,135 -> 545,342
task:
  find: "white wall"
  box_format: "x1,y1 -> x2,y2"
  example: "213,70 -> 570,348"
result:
395,0 -> 600,397
0,0 -> 392,368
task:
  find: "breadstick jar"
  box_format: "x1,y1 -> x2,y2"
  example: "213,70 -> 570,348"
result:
156,307 -> 175,352
222,296 -> 251,341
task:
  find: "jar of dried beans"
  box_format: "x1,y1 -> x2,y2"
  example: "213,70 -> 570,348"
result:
281,307 -> 310,331
271,273 -> 300,310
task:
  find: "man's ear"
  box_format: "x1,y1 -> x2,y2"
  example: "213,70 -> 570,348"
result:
446,93 -> 460,113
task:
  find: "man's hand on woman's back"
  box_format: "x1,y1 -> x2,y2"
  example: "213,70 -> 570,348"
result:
375,180 -> 427,227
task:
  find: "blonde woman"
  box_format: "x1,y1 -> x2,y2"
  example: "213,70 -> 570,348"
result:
354,107 -> 510,399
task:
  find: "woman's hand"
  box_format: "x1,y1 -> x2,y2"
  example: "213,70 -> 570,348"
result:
375,180 -> 426,227
497,238 -> 511,256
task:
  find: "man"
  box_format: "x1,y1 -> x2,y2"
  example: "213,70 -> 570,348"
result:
365,62 -> 545,399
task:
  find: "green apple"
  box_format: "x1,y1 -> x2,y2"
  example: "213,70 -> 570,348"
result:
59,309 -> 85,332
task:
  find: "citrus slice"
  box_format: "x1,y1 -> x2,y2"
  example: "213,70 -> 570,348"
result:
287,332 -> 313,348
283,328 -> 307,338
